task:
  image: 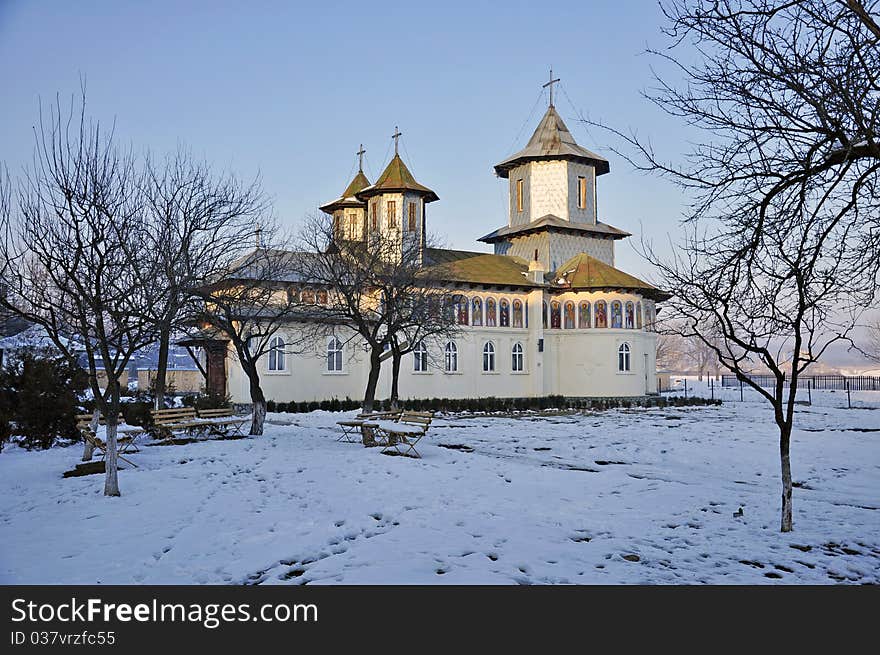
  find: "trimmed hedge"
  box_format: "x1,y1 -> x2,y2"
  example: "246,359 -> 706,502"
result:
264,394 -> 721,415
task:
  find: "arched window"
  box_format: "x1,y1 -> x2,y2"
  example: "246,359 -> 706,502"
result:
618,343 -> 631,372
499,299 -> 510,327
444,341 -> 458,373
564,301 -> 575,329
486,298 -> 497,327
595,300 -> 607,328
625,301 -> 635,329
550,301 -> 561,329
542,301 -> 548,329
636,302 -> 643,329
287,287 -> 299,304
301,289 -> 315,305
455,295 -> 469,325
482,341 -> 495,372
512,299 -> 524,328
611,301 -> 623,328
511,342 -> 524,372
268,336 -> 285,371
578,301 -> 591,328
472,297 -> 483,326
413,340 -> 428,372
317,290 -> 328,305
327,337 -> 343,372
646,305 -> 654,330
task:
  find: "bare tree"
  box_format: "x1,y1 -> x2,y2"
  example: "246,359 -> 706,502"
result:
586,0 -> 880,532
867,316 -> 880,362
142,149 -> 267,408
0,93 -> 159,496
191,240 -> 309,436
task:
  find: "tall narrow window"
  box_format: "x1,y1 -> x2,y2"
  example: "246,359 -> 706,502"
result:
511,342 -> 524,372
482,341 -> 495,372
387,201 -> 397,228
542,301 -> 548,329
564,301 -> 575,329
371,203 -> 378,231
268,336 -> 285,371
578,301 -> 591,328
444,341 -> 458,373
472,297 -> 483,326
618,343 -> 631,372
578,176 -> 587,209
317,290 -> 328,305
516,179 -> 524,212
408,202 -> 418,231
512,299 -> 524,328
550,301 -> 561,329
327,337 -> 343,372
486,298 -> 497,327
333,215 -> 342,237
413,340 -> 428,372
347,212 -> 357,239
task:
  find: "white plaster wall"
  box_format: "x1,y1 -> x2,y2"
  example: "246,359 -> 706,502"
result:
225,289 -> 660,403
500,232 -> 615,271
528,160 -> 568,220
508,164 -> 531,226
567,161 -> 597,225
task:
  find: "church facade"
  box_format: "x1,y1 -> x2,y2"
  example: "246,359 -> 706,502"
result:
223,103 -> 668,404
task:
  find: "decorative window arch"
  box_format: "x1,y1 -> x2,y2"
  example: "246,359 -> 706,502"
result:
550,301 -> 561,329
611,301 -> 623,328
455,295 -> 469,325
482,341 -> 495,372
511,342 -> 524,372
636,302 -> 643,329
542,301 -> 548,329
268,336 -> 285,371
287,286 -> 299,304
413,340 -> 428,372
301,288 -> 316,305
564,301 -> 575,329
512,299 -> 524,328
595,300 -> 607,328
327,337 -> 344,372
444,341 -> 458,373
472,297 -> 483,326
618,342 -> 631,372
317,290 -> 328,305
486,298 -> 497,327
625,301 -> 635,329
578,301 -> 591,328
499,299 -> 510,327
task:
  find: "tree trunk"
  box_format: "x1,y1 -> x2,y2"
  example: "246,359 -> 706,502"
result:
103,382 -> 121,497
362,348 -> 382,413
780,424 -> 793,532
247,372 -> 266,436
390,348 -> 402,411
154,325 -> 171,410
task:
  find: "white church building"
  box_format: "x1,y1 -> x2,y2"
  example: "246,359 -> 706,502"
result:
218,99 -> 668,404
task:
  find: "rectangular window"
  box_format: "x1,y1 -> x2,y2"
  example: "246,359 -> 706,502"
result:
347,212 -> 357,239
371,203 -> 378,231
387,201 -> 397,228
578,176 -> 587,209
408,202 -> 418,231
516,179 -> 524,212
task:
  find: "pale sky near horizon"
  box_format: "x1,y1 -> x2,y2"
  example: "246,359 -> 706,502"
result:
1,0 -> 876,366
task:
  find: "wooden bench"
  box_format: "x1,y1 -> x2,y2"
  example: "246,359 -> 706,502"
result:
149,407 -> 203,442
195,406 -> 248,437
75,413 -> 142,466
373,411 -> 434,458
336,410 -> 400,443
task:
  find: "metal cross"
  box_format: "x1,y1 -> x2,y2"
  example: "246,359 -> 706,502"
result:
543,67 -> 561,108
357,144 -> 366,172
392,126 -> 403,156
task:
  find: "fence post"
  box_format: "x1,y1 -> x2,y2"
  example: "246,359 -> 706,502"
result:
740,379 -> 744,402
846,379 -> 851,409
684,378 -> 688,399
710,377 -> 714,400
808,379 -> 812,406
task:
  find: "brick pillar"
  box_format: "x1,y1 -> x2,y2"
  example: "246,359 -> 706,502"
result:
205,342 -> 227,397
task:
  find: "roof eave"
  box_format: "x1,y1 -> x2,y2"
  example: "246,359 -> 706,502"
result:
494,154 -> 611,178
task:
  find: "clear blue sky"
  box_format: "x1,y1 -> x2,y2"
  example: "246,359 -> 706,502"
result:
0,0 -> 693,281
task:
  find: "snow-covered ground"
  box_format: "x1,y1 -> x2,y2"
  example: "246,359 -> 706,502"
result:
1,387 -> 878,584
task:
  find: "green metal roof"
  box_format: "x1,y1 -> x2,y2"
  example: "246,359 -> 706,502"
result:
319,170 -> 371,214
553,252 -> 670,299
357,154 -> 438,202
423,248 -> 540,287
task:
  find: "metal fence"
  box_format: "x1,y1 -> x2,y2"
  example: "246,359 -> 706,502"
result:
720,374 -> 880,391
